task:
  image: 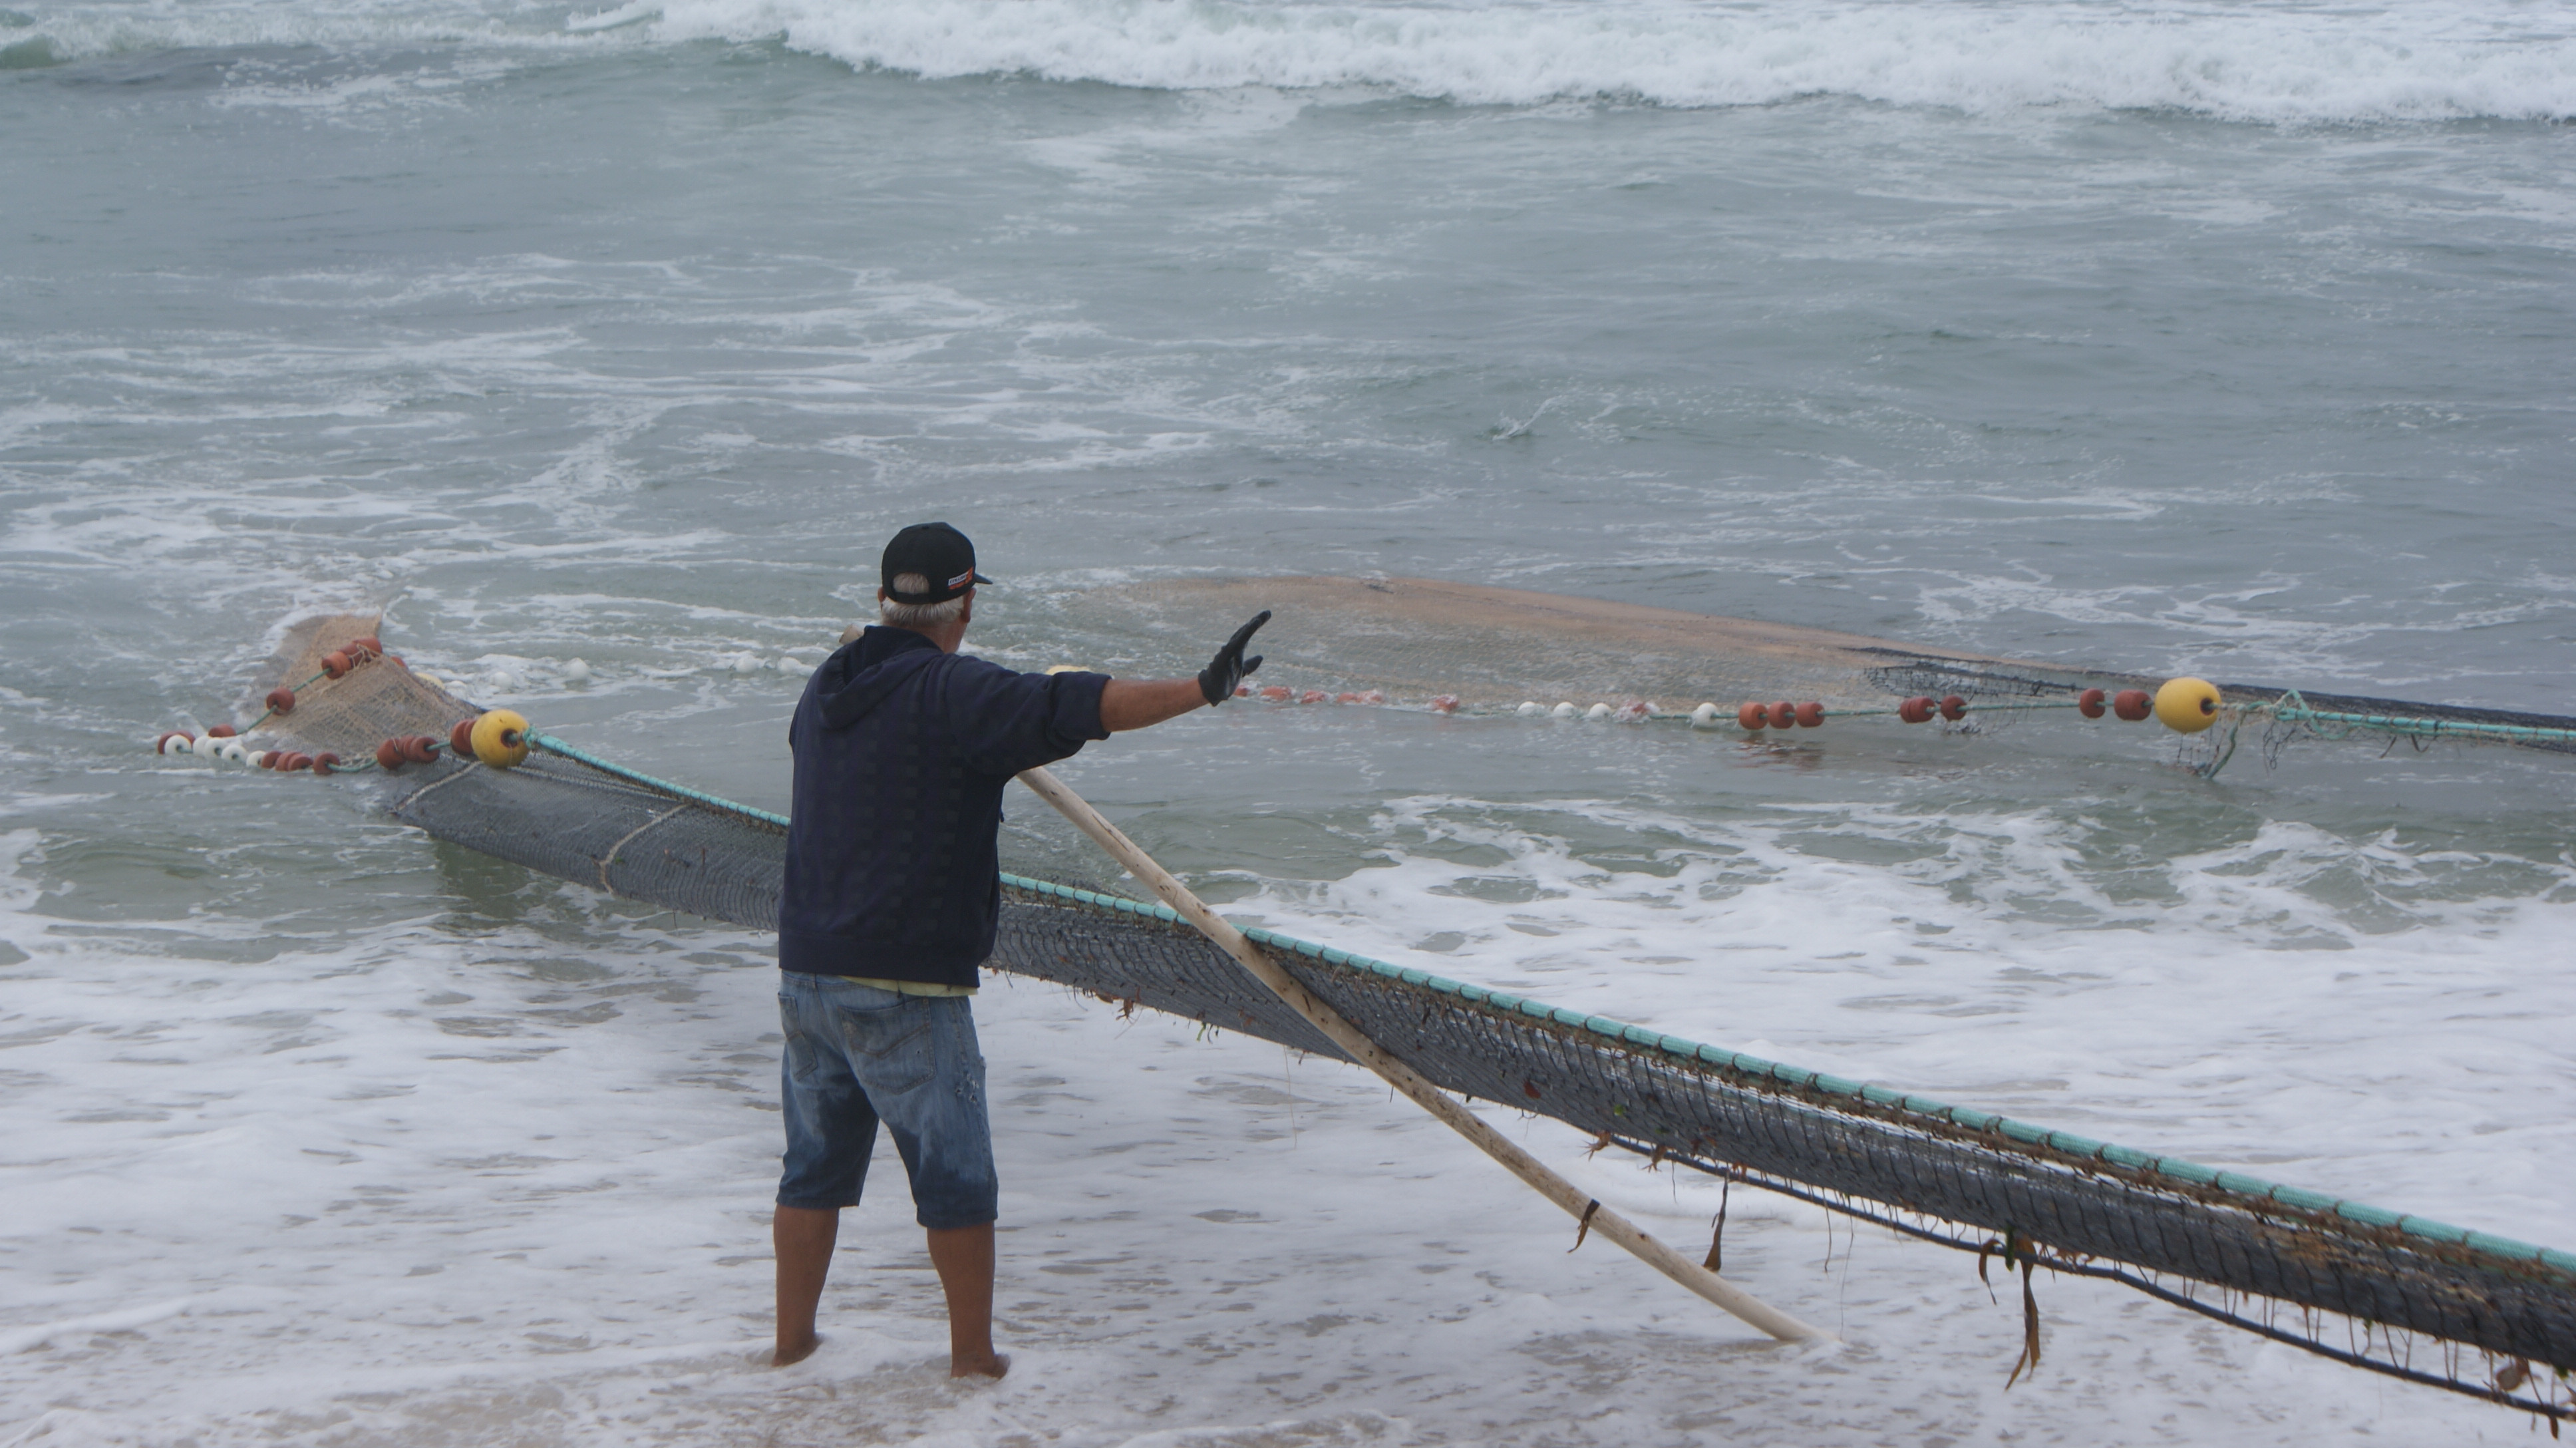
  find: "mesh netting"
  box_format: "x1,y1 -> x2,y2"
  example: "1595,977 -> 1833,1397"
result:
1080,577 -> 2155,709
1084,578 -> 2576,757
236,612 -> 2576,1415
997,886 -> 2576,1367
244,612 -> 484,759
390,753 -> 789,930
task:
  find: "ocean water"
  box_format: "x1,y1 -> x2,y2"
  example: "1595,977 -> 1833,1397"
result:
3,0 -> 2574,1442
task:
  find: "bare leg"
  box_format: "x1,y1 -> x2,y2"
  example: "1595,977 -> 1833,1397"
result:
926,1223 -> 1007,1378
772,1205 -> 839,1366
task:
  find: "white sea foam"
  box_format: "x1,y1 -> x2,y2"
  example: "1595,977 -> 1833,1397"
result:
2,781 -> 2563,1443
3,791 -> 2557,1444
10,0 -> 2573,122
651,0 -> 2576,121
1231,793 -> 2576,1242
0,1 -> 638,67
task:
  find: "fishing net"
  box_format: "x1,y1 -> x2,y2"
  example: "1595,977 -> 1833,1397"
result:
1076,576 -> 2136,709
243,611 -> 482,759
226,609 -> 2576,1419
1080,578 -> 2576,759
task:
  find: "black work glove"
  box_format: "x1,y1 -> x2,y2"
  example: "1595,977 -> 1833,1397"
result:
1198,610 -> 1271,705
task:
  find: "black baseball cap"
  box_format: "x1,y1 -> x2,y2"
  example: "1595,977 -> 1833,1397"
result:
880,522 -> 993,605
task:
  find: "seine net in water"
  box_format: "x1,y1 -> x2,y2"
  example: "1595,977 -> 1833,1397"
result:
212,606 -> 2576,1422
1073,576 -> 2152,709
1076,578 -> 2576,759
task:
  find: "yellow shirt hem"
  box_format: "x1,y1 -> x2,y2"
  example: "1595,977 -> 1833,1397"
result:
843,976 -> 978,997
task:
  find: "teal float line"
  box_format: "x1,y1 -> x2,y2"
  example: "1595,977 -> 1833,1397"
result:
529,729 -> 790,831
2272,703 -> 2576,745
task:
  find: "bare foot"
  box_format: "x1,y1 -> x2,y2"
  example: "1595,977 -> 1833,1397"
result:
771,1334 -> 820,1367
950,1350 -> 1010,1380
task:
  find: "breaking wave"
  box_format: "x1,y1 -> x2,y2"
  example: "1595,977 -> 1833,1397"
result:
658,0 -> 2576,122
7,0 -> 2574,122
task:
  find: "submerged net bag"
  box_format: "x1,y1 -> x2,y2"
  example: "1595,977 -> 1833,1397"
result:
230,606 -> 2576,1419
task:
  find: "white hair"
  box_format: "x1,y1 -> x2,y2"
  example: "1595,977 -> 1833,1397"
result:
880,573 -> 967,630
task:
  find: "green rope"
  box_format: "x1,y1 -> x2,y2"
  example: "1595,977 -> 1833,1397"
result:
2194,711 -> 2246,780
2265,689 -> 2576,746
240,665 -> 335,735
527,729 -> 790,831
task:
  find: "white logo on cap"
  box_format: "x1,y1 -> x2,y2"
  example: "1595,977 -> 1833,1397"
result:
946,570 -> 975,590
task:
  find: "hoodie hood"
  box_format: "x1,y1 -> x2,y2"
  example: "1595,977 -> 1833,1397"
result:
814,626 -> 946,730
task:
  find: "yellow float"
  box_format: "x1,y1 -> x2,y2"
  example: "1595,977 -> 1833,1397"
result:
2153,677 -> 2223,734
469,708 -> 533,768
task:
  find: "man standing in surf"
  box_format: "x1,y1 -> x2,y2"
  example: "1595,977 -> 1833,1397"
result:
770,521 -> 1269,1375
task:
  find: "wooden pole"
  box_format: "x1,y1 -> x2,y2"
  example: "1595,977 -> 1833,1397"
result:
1015,765 -> 1833,1344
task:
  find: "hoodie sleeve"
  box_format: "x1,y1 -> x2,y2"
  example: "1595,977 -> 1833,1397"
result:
937,657 -> 1113,778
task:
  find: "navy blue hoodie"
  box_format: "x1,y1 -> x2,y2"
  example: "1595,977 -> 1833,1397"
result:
779,626 -> 1110,986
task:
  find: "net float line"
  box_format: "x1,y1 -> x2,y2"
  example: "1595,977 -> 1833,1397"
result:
1097,576 -> 2576,768
144,628 -> 538,786
175,671 -> 797,833
149,632 -> 399,770
1229,682 -> 2189,734
165,620 -> 2576,789
2188,689 -> 2576,781
1236,672 -> 2576,767
1231,685 -> 2143,726
2249,691 -> 2576,749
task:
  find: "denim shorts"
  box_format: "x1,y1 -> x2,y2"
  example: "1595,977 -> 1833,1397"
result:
775,972 -> 997,1229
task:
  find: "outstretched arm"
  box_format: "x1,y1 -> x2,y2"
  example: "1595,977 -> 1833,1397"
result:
1096,610 -> 1273,734
1099,677 -> 1209,732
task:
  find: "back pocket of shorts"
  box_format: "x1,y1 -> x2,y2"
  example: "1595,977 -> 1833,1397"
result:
842,1013 -> 935,1095
779,997 -> 822,1084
